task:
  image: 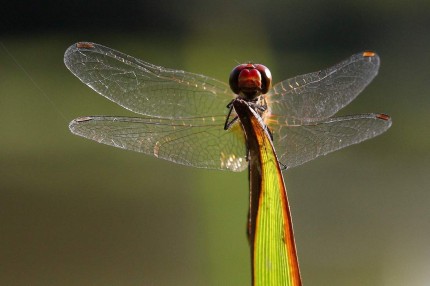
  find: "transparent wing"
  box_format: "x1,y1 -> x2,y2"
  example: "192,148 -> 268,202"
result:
69,115 -> 247,172
64,42 -> 233,119
269,113 -> 392,169
66,44 -> 390,171
266,52 -> 380,124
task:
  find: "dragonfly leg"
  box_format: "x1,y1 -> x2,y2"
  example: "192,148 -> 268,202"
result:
279,161 -> 287,170
224,99 -> 239,130
250,95 -> 268,113
251,102 -> 267,113
266,126 -> 274,141
224,116 -> 239,130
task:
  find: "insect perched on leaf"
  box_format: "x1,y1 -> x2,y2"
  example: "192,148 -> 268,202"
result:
65,42 -> 391,172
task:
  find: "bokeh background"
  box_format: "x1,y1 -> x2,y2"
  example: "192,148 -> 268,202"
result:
1,0 -> 429,285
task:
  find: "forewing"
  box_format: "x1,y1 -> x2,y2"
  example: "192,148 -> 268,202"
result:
266,52 -> 380,124
64,42 -> 233,118
69,115 -> 247,172
270,113 -> 392,169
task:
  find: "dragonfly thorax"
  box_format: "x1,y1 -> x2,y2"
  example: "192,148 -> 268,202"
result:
229,63 -> 272,101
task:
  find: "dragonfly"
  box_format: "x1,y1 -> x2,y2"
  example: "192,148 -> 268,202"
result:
65,42 -> 391,171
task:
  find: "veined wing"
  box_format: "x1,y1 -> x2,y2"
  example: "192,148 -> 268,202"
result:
269,113 -> 391,169
69,115 -> 247,172
64,42 -> 233,119
266,52 -> 380,124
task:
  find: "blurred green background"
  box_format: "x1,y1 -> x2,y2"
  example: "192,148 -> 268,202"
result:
1,0 -> 429,285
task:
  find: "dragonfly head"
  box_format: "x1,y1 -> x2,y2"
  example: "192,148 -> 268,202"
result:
229,63 -> 272,100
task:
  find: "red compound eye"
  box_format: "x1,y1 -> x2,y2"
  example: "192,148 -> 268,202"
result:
229,63 -> 272,96
254,64 -> 272,94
